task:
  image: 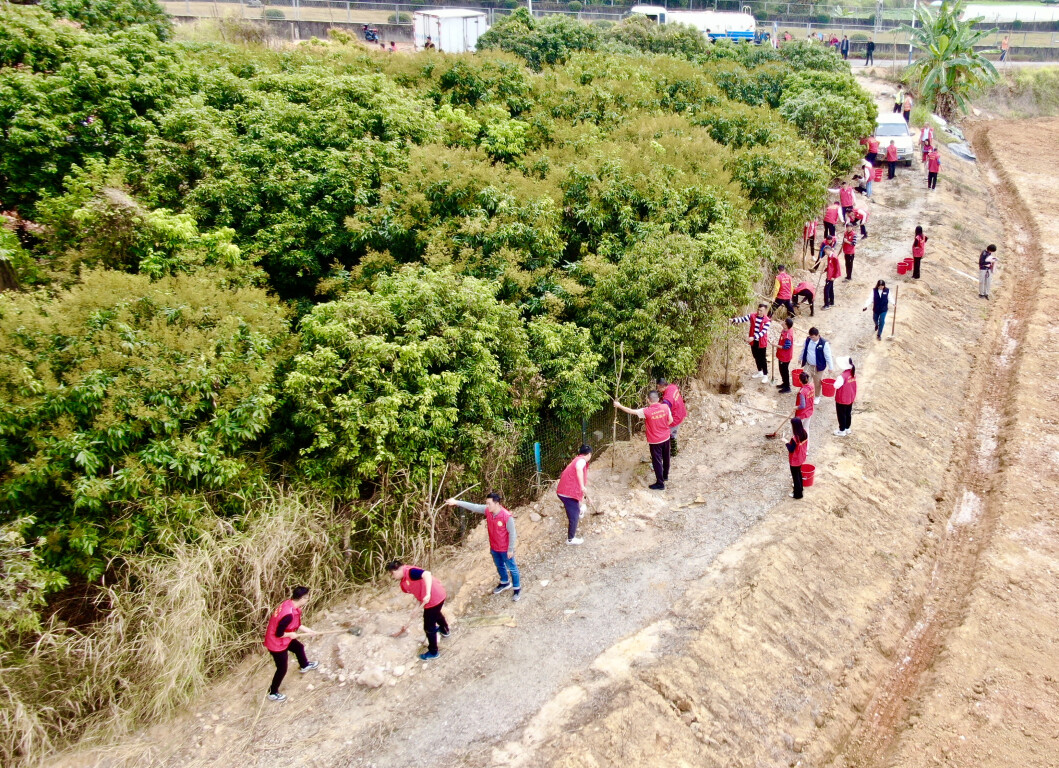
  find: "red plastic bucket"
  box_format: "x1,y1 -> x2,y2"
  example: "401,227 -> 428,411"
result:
801,464 -> 816,487
821,378 -> 836,397
897,262 -> 908,275
873,167 -> 883,181
791,368 -> 804,386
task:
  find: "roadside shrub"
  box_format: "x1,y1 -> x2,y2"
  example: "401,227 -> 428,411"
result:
730,143 -> 828,240
568,1 -> 583,11
41,0 -> 172,39
264,8 -> 285,19
477,8 -> 600,70
388,12 -> 411,23
779,90 -> 875,171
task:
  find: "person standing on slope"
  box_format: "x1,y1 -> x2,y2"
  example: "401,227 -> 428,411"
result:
770,265 -> 794,316
839,180 -> 856,222
613,392 -> 673,491
833,357 -> 857,436
786,418 -> 810,500
885,140 -> 899,179
793,370 -> 815,428
386,560 -> 449,661
556,445 -> 592,545
979,244 -> 998,299
912,225 -> 928,279
264,586 -> 320,703
802,218 -> 818,264
799,326 -> 834,403
823,199 -> 841,239
776,317 -> 795,394
926,146 -> 941,191
822,245 -> 841,310
657,377 -> 687,456
841,222 -> 858,280
816,233 -> 837,271
445,492 -> 521,602
863,279 -> 890,340
730,303 -> 772,382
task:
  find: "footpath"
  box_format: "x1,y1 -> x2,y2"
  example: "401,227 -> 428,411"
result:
50,76 -> 1017,768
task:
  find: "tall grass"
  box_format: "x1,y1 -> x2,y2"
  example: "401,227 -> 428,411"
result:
0,485 -> 441,766
978,66 -> 1059,117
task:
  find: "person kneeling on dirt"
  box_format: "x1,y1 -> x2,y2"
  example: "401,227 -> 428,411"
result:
791,280 -> 816,316
386,560 -> 450,660
264,586 -> 320,702
445,493 -> 521,602
614,392 -> 673,491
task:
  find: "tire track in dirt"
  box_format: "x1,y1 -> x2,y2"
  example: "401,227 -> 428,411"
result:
833,121 -> 1043,767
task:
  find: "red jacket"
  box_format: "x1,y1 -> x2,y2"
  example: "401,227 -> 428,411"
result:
868,137 -> 880,153
400,565 -> 446,609
795,383 -> 814,421
662,383 -> 687,427
826,253 -> 841,280
263,600 -> 301,653
557,455 -> 589,499
794,281 -> 814,298
643,402 -> 673,444
803,220 -> 817,239
839,186 -> 854,207
775,272 -> 793,300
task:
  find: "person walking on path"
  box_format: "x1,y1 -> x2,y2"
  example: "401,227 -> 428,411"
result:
657,378 -> 687,456
848,206 -> 869,240
863,280 -> 890,340
793,371 -> 814,427
556,446 -> 591,545
840,35 -> 850,59
823,246 -> 840,310
893,88 -> 904,114
885,141 -> 899,179
865,37 -> 875,66
770,265 -> 794,316
902,93 -> 913,124
979,244 -> 998,299
264,586 -> 320,702
839,181 -> 856,222
1000,36 -> 1009,62
776,317 -> 795,393
823,199 -> 841,239
799,327 -> 834,403
919,124 -> 934,155
613,393 -> 673,491
802,219 -> 817,264
386,560 -> 449,660
833,357 -> 857,436
445,493 -> 521,602
912,226 -> 928,279
926,146 -> 941,190
792,280 -> 816,317
730,304 -> 772,381
842,222 -> 858,280
786,418 -> 810,499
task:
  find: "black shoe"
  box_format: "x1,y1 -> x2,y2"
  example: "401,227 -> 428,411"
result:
440,628 -> 450,637
648,482 -> 665,490
492,582 -> 512,594
662,476 -> 669,482
777,386 -> 791,393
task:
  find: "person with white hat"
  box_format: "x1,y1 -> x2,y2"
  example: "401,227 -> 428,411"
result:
833,357 -> 857,436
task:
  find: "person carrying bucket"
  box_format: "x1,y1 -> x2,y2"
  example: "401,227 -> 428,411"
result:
613,392 -> 673,491
776,317 -> 795,394
833,357 -> 857,436
556,445 -> 592,545
786,418 -> 810,499
863,280 -> 890,340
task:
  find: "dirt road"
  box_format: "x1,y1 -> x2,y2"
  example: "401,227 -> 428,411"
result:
50,81 -> 1056,768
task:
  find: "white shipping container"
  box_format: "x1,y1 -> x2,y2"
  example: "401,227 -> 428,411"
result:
413,9 -> 490,54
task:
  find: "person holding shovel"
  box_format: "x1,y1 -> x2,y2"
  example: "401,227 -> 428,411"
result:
445,493 -> 521,602
802,219 -> 817,263
557,445 -> 592,545
264,586 -> 320,703
614,392 -> 673,491
822,245 -> 841,310
823,199 -> 841,239
770,265 -> 795,317
386,560 -> 450,661
833,357 -> 857,436
657,378 -> 687,456
730,304 -> 772,382
786,418 -> 810,499
792,280 -> 816,317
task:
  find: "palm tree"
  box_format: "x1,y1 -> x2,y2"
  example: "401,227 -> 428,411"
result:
904,0 -> 998,119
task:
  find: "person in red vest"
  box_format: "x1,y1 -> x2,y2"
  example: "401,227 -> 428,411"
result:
833,357 -> 857,436
791,280 -> 816,317
839,180 -> 855,222
823,199 -> 841,238
814,233 -> 836,270
786,418 -> 809,499
792,370 -> 814,427
656,377 -> 687,456
841,222 -> 858,280
865,134 -> 880,166
802,219 -> 817,263
263,586 -> 320,702
770,265 -> 794,316
926,146 -> 941,190
730,303 -> 772,382
912,225 -> 928,279
613,391 -> 673,490
885,140 -> 899,179
776,317 -> 795,393
445,492 -> 521,602
555,445 -> 591,544
847,205 -> 869,239
823,245 -> 840,309
386,560 -> 449,660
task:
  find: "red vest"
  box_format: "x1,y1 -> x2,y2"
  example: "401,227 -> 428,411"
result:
643,402 -> 672,444
777,328 -> 794,363
868,137 -> 880,153
803,220 -> 816,239
913,234 -> 926,258
400,566 -> 446,608
789,436 -> 808,467
839,187 -> 854,207
776,273 -> 793,300
795,383 -> 814,420
747,313 -> 769,348
485,506 -> 512,552
836,375 -> 857,405
927,152 -> 941,173
842,231 -> 856,255
557,456 -> 588,499
826,253 -> 841,280
263,599 -> 300,652
794,281 -> 814,298
662,384 -> 687,427
823,205 -> 840,224
885,145 -> 898,161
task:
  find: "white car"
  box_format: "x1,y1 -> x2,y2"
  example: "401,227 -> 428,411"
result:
875,112 -> 915,166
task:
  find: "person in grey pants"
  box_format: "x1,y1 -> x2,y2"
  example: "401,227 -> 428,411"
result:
979,244 -> 997,299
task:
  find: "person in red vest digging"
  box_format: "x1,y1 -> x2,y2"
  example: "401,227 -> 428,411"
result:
770,265 -> 794,316
730,303 -> 772,383
613,391 -> 673,491
656,377 -> 687,456
264,586 -> 320,702
791,280 -> 816,317
386,560 -> 449,661
776,317 -> 795,394
445,492 -> 521,602
556,445 -> 592,545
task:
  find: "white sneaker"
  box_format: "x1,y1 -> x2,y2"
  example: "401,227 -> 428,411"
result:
567,537 -> 584,545
814,396 -> 822,404
299,661 -> 319,674
760,376 -> 770,384
843,429 -> 851,436
267,692 -> 287,702
834,429 -> 845,436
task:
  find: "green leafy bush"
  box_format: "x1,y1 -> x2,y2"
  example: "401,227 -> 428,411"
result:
264,8 -> 285,20
41,0 -> 172,39
478,8 -> 600,70
388,12 -> 411,23
730,144 -> 828,240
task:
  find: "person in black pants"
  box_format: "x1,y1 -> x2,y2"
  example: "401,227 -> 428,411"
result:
264,586 -> 320,702
865,37 -> 875,65
786,418 -> 809,500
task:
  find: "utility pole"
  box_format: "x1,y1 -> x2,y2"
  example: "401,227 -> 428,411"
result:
907,0 -> 917,66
